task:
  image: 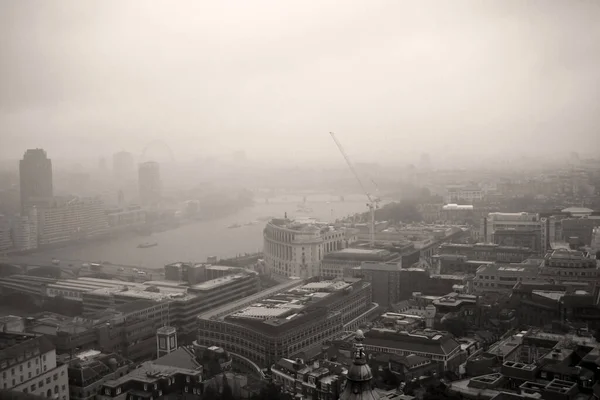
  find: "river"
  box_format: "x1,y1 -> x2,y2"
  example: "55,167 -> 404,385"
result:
18,194 -> 371,269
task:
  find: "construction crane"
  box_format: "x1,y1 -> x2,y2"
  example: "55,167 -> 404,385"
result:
329,132 -> 380,247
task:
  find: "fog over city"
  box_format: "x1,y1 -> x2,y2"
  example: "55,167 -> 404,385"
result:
2,1 -> 599,165
3,3 -> 600,400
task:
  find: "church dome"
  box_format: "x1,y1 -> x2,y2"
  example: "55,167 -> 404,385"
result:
338,330 -> 382,400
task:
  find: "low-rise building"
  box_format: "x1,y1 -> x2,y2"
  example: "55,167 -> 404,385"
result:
540,248 -> 599,282
438,243 -> 535,263
271,358 -> 346,400
320,248 -> 400,278
105,205 -> 145,231
449,328 -> 600,400
474,263 -> 542,293
66,351 -> 133,400
0,332 -> 70,400
97,344 -> 251,400
362,328 -> 463,372
27,300 -> 169,362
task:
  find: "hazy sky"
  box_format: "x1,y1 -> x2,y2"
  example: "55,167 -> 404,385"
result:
1,1 -> 599,164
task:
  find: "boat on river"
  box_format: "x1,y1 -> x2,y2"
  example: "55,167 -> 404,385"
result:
137,242 -> 158,249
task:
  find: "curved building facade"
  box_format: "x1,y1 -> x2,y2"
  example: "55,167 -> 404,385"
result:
263,217 -> 354,278
196,279 -> 372,368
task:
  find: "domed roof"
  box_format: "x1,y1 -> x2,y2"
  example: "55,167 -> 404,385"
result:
338,330 -> 382,400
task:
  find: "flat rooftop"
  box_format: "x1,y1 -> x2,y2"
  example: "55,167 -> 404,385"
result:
197,278 -> 305,320
224,280 -> 361,329
190,273 -> 255,291
476,263 -> 539,275
324,248 -> 399,262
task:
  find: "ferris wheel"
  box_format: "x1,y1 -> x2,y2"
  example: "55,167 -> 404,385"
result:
140,139 -> 176,164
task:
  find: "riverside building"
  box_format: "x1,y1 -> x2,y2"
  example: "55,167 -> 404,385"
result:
263,217 -> 356,278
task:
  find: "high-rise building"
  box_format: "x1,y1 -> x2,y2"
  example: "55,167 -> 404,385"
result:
19,149 -> 53,213
12,207 -> 38,251
0,214 -> 13,252
112,151 -> 134,180
0,332 -> 70,399
138,162 -> 161,207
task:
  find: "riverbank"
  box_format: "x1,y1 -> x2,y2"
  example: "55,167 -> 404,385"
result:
3,200 -> 368,269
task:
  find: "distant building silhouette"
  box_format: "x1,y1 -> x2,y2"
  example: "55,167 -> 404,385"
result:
19,149 -> 53,214
138,161 -> 161,207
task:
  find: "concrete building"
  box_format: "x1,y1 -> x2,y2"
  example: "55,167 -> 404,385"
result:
105,205 -> 145,231
592,227 -> 600,254
263,217 -> 354,278
320,248 -> 400,278
351,262 -> 404,308
36,197 -> 109,246
0,332 -> 69,400
163,262 -> 243,285
474,263 -> 542,293
138,161 -> 161,207
196,279 -> 374,367
561,218 -> 597,246
0,273 -> 262,339
482,212 -> 547,254
445,186 -> 484,204
438,243 -> 535,263
19,149 -> 53,214
27,301 -> 169,362
0,214 -> 13,251
539,248 -> 599,282
12,207 -> 38,251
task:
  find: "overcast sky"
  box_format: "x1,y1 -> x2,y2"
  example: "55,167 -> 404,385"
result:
1,1 -> 599,164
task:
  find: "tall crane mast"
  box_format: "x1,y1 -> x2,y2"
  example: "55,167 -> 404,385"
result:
329,132 -> 380,247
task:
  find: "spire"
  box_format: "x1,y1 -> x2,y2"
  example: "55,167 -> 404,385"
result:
338,330 -> 381,400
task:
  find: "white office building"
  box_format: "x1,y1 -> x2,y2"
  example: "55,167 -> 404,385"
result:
37,197 -> 109,246
263,217 -> 356,278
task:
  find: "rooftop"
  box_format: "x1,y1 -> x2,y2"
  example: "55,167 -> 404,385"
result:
222,279 -> 366,334
197,278 -> 305,320
476,263 -> 540,276
363,328 -> 460,356
189,273 -> 255,291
